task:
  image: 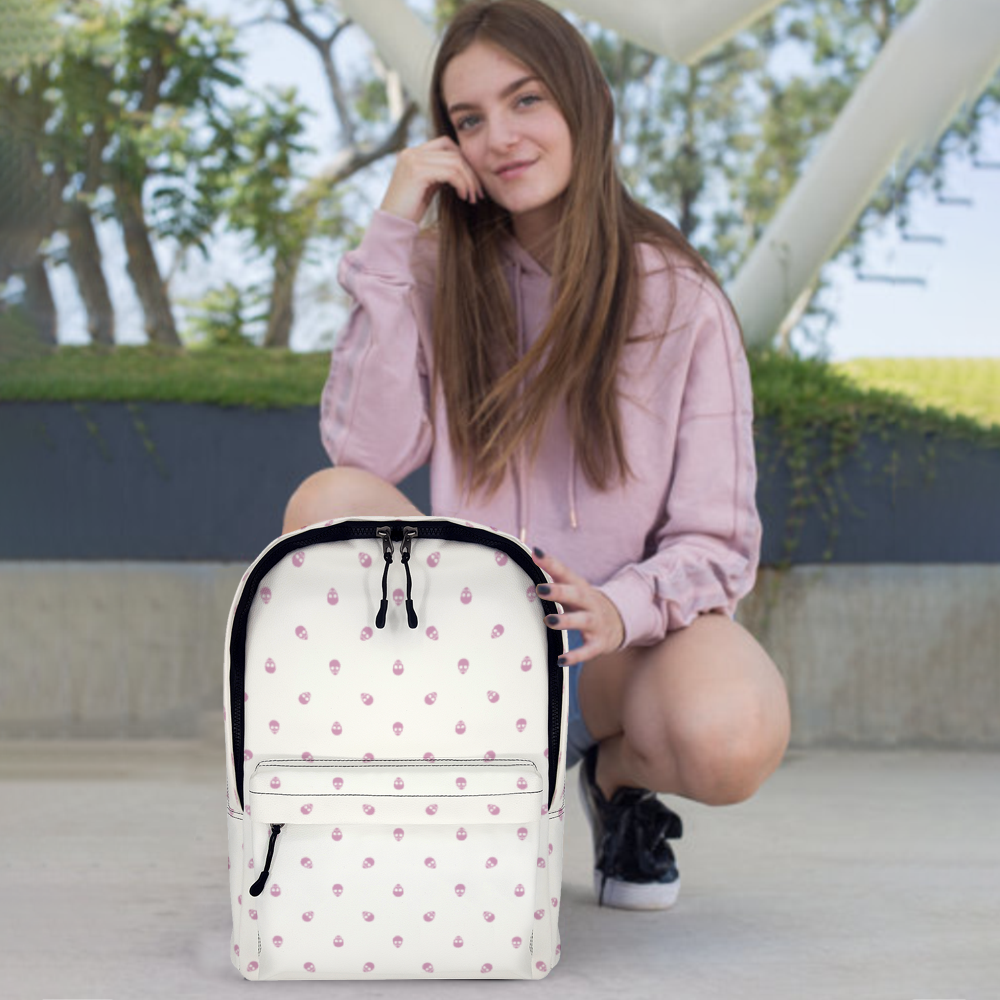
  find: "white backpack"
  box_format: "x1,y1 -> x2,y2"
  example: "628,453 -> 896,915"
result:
223,515 -> 569,980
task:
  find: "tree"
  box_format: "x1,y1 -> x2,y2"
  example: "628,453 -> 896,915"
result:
106,0 -> 249,346
236,0 -> 421,348
0,0 -> 64,350
1,0 -> 311,349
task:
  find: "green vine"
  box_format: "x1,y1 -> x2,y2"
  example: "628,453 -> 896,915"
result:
740,562 -> 789,641
748,348 -> 1000,568
125,402 -> 170,481
72,402 -> 112,462
32,418 -> 57,453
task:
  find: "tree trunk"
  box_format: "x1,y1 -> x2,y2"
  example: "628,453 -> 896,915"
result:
263,245 -> 306,349
115,181 -> 180,347
21,256 -> 57,346
63,198 -> 115,346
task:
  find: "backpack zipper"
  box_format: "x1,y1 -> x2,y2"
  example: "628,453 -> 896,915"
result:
400,526 -> 418,628
374,525 -> 418,629
374,527 -> 393,629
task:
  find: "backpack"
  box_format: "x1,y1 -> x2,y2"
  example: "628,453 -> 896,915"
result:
224,514 -> 569,980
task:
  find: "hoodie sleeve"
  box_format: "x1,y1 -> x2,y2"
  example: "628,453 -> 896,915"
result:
319,209 -> 435,484
594,281 -> 762,650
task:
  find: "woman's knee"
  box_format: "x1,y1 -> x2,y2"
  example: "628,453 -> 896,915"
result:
663,687 -> 790,805
282,467 -> 366,534
281,467 -> 422,535
621,618 -> 791,804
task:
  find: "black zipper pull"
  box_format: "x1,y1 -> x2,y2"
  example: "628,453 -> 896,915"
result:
401,526 -> 418,629
375,526 -> 394,629
248,823 -> 283,897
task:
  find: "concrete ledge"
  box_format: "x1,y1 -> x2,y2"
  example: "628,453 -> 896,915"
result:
0,562 -> 245,739
1,562 -> 998,746
736,564 -> 1000,747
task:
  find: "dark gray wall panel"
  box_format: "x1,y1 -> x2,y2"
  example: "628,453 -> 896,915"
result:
2,403 -> 997,562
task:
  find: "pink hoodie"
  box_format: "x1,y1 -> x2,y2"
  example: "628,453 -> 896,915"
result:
320,208 -> 761,652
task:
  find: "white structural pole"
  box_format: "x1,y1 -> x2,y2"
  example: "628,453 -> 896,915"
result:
337,0 -> 782,112
546,0 -> 783,64
335,0 -> 783,119
338,0 -> 438,113
729,0 -> 1000,347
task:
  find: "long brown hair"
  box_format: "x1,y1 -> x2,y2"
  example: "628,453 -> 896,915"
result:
419,0 -> 744,507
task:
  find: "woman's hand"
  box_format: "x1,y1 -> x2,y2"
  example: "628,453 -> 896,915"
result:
532,546 -> 625,666
379,135 -> 486,225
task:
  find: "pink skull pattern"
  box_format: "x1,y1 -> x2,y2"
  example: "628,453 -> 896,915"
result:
237,763 -> 557,980
245,536 -> 554,785
231,521 -> 566,980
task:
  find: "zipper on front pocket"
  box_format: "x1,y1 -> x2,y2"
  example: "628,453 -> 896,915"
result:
246,757 -> 543,979
248,822 -> 283,896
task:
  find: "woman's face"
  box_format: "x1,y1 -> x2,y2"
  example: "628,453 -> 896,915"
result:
442,40 -> 573,239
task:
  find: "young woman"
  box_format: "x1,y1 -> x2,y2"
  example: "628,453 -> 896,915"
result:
283,0 -> 791,912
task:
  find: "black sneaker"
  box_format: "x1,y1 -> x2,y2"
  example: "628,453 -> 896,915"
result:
577,741 -> 683,909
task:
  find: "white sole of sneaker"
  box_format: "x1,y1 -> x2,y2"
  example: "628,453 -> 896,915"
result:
578,759 -> 682,911
593,870 -> 681,910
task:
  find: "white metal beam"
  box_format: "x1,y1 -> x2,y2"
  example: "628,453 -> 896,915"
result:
729,0 -> 1000,346
336,0 -> 785,116
546,0 -> 784,64
338,0 -> 437,113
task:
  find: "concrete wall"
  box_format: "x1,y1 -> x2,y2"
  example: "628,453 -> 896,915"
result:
1,562 -> 997,747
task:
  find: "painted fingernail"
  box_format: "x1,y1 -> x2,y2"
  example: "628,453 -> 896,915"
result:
537,584 -> 551,595
533,546 -> 545,559
557,656 -> 567,667
546,615 -> 559,626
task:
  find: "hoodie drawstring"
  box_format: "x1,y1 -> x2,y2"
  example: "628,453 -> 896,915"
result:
515,271 -> 528,545
504,235 -> 579,539
569,439 -> 578,530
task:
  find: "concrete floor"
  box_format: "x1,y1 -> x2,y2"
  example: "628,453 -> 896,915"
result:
1,740 -> 997,999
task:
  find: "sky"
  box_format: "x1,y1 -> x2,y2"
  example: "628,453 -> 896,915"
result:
49,0 -> 1000,359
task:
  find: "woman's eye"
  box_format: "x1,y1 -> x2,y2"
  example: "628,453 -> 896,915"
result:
456,94 -> 541,132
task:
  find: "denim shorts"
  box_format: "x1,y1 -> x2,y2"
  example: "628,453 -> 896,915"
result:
564,628 -> 599,771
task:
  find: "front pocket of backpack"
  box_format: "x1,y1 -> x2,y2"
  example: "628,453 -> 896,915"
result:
246,757 -> 543,980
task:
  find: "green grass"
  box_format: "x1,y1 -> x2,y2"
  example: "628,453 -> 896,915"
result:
749,351 -> 1000,446
0,344 -> 331,409
833,357 -> 1000,431
1,342 -> 999,446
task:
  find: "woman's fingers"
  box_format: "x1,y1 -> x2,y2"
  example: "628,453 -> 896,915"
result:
419,146 -> 482,198
533,547 -> 583,587
380,139 -> 485,221
434,137 -> 485,198
455,165 -> 478,201
446,158 -> 482,201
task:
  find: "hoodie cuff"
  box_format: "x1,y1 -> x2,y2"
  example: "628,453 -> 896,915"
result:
594,568 -> 660,652
350,209 -> 421,280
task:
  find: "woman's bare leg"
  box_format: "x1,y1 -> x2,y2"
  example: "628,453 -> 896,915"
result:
576,612 -> 791,806
281,467 -> 425,535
